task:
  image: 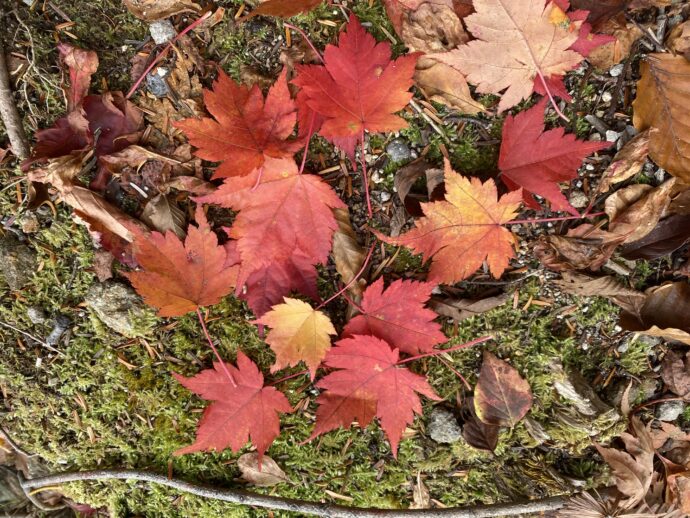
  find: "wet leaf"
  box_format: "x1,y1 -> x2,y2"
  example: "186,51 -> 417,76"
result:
140,194 -> 186,239
238,453 -> 289,486
598,130 -> 650,193
474,351 -> 532,427
554,272 -> 645,316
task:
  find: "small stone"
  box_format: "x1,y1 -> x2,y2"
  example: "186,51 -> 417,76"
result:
617,340 -> 629,353
654,168 -> 667,183
85,281 -> 151,338
371,171 -> 384,184
605,130 -> 621,143
0,236 -> 37,290
601,91 -> 612,103
428,408 -> 462,444
146,67 -> 170,98
386,138 -> 411,163
568,190 -> 589,209
18,212 -> 40,233
27,306 -> 47,325
610,64 -> 625,77
379,191 -> 392,202
46,314 -> 71,346
656,401 -> 685,422
149,20 -> 176,45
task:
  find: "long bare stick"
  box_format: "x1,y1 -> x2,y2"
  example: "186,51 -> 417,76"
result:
20,469 -> 569,517
0,40 -> 30,159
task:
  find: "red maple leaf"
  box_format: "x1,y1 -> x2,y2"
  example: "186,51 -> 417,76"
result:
173,351 -> 292,460
342,278 -> 447,355
198,157 -> 345,289
311,335 -> 440,456
175,69 -> 301,179
125,207 -> 238,317
499,98 -> 610,215
292,15 -> 419,160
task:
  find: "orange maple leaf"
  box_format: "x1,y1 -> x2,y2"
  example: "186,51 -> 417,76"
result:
376,160 -> 522,284
198,158 -> 345,288
256,298 -> 337,377
125,207 -> 237,317
435,0 -> 584,112
175,69 -> 301,179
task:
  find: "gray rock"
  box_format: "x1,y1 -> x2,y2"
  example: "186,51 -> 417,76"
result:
146,67 -> 170,97
149,20 -> 176,45
27,306 -> 47,325
0,236 -> 37,290
386,138 -> 411,163
605,130 -> 621,143
46,314 -> 71,346
656,401 -> 685,422
568,190 -> 589,209
610,64 -> 625,77
428,408 -> 462,444
85,281 -> 150,337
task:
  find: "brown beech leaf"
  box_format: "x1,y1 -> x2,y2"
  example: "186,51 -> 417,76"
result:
414,59 -> 484,115
554,272 -> 645,317
331,208 -> 366,303
140,194 -> 186,239
619,282 -> 690,346
474,351 -> 532,427
430,292 -> 511,323
598,130 -> 650,193
123,0 -> 201,21
661,351 -> 690,399
462,397 -> 499,451
238,453 -> 289,487
633,54 -> 690,183
621,214 -> 690,260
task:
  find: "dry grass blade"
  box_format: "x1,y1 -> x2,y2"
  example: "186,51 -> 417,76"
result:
633,54 -> 690,183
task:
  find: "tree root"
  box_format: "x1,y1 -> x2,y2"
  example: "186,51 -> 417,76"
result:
21,469 -> 569,517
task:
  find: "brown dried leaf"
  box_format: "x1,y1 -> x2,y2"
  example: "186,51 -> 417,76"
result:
621,213 -> 690,260
123,0 -> 201,21
140,194 -> 186,238
633,54 -> 690,183
620,282 -> 690,346
661,351 -> 690,399
587,15 -> 643,69
569,0 -> 629,30
474,351 -> 532,427
534,224 -> 624,272
409,473 -> 431,509
462,397 -> 499,451
331,208 -> 366,303
598,130 -> 650,193
668,21 -> 690,59
93,250 -> 114,282
414,59 -> 484,115
401,2 -> 468,54
430,292 -> 510,323
238,453 -> 289,486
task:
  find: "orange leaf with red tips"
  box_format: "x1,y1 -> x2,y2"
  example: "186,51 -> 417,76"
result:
173,351 -> 292,460
499,98 -> 610,215
310,335 -> 440,456
376,160 -> 522,285
256,298 -> 337,377
292,15 -> 419,159
342,278 -> 447,355
198,158 -> 345,289
175,69 -> 301,179
125,207 -> 237,317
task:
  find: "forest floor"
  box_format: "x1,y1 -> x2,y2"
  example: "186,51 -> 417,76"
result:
0,1 -> 687,517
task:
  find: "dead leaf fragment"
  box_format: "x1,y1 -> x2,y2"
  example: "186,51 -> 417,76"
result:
123,0 -> 201,21
587,15 -> 643,70
410,472 -> 431,509
554,272 -> 645,319
238,453 -> 289,486
633,54 -> 690,183
401,1 -> 468,54
534,224 -> 623,272
462,397 -> 499,451
598,130 -> 650,193
140,194 -> 186,239
661,351 -> 690,399
331,208 -> 366,303
621,213 -> 690,260
414,59 -> 484,114
474,351 -> 532,427
430,292 -> 510,322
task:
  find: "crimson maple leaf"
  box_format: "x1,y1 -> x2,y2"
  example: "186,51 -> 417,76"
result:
175,69 -> 301,179
342,278 -> 447,355
499,98 -> 610,215
310,335 -> 440,456
173,351 -> 292,460
125,207 -> 237,317
292,15 -> 419,159
198,157 -> 345,289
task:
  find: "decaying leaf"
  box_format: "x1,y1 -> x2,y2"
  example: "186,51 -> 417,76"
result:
661,351 -> 690,399
331,208 -> 366,302
620,282 -> 690,346
245,0 -> 322,19
414,58 -> 484,114
377,160 -> 522,284
462,397 -> 499,451
429,292 -> 511,323
394,160 -> 444,217
569,0 -> 629,30
474,351 -> 533,427
238,453 -> 289,486
587,14 -> 643,70
256,298 -> 337,377
58,43 -> 98,111
535,223 -> 624,272
621,213 -> 690,260
554,272 -> 645,316
435,0 -> 583,112
140,193 -> 186,239
401,1 -> 468,54
633,54 -> 690,183
598,130 -> 650,193
123,0 -> 201,21
409,472 -> 431,509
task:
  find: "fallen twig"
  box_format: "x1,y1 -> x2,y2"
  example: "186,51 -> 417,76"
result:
21,469 -> 569,517
0,40 -> 30,159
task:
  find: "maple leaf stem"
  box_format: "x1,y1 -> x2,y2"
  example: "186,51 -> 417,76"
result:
340,291 -> 365,314
508,211 -> 605,225
126,11 -> 212,99
436,356 -> 471,390
283,24 -> 325,64
537,70 -> 570,123
360,130 -> 373,218
269,369 -> 310,386
316,244 -> 375,311
397,335 -> 493,365
298,111 -> 317,175
196,308 -> 237,387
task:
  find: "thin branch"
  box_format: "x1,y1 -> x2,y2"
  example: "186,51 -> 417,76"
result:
360,129 -> 373,218
20,469 -> 570,517
0,40 -> 30,159
0,320 -> 64,356
196,309 -> 237,387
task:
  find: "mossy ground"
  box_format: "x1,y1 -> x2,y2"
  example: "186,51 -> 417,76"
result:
0,1 -> 649,516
